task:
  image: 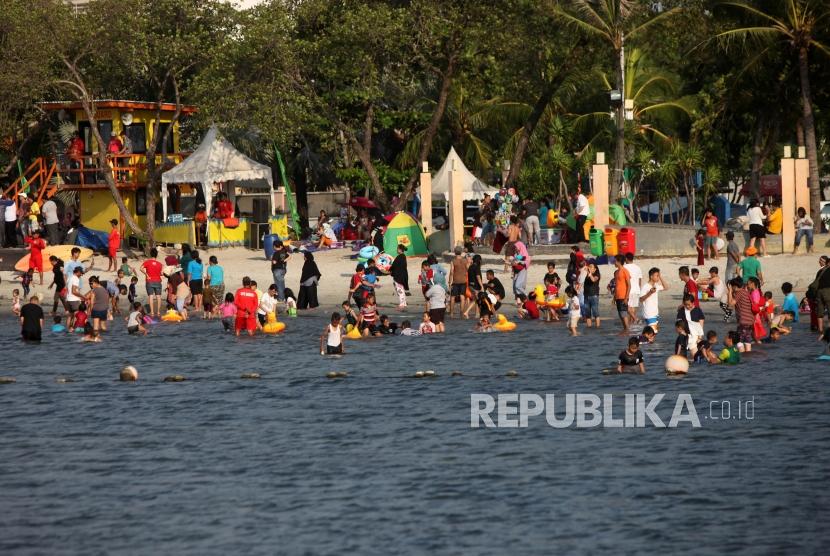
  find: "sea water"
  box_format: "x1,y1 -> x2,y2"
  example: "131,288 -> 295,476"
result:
1,306 -> 828,554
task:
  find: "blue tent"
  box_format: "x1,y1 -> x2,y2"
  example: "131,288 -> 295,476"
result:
74,226 -> 109,252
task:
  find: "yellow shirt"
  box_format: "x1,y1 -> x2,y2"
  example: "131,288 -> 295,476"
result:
766,207 -> 782,234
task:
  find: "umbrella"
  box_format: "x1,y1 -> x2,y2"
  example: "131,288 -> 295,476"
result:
349,196 -> 377,209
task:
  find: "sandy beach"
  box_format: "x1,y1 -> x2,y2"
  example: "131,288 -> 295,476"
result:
0,244 -> 822,315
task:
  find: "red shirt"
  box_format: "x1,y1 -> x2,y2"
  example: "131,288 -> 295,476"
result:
523,300 -> 540,319
216,200 -> 234,219
683,279 -> 700,308
234,287 -> 258,315
141,259 -> 163,282
67,137 -> 84,158
26,237 -> 46,257
704,216 -> 718,237
109,229 -> 120,248
107,137 -> 122,154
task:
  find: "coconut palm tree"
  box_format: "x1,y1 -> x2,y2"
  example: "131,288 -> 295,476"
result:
554,0 -> 679,192
717,0 -> 830,230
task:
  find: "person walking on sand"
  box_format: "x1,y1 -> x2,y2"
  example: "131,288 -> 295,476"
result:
25,229 -> 46,285
737,247 -> 764,286
746,199 -> 768,257
794,207 -> 814,254
106,219 -> 120,272
390,244 -> 409,311
703,208 -> 719,260
613,255 -> 631,334
140,248 -> 164,317
270,240 -> 290,301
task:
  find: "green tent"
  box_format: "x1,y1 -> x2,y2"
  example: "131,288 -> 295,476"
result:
383,212 -> 429,256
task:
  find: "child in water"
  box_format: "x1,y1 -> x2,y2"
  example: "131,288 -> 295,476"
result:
638,326 -> 656,344
82,327 -> 101,343
718,331 -> 741,364
517,293 -> 540,320
377,315 -> 398,335
219,293 -> 237,332
126,302 -> 148,335
565,286 -> 580,336
12,289 -> 21,316
617,336 -> 645,374
475,315 -> 493,333
419,311 -> 436,334
341,301 -> 359,329
21,270 -> 33,297
763,291 -> 775,324
399,320 -> 421,336
74,302 -> 89,332
770,310 -> 794,334
51,315 -> 66,333
128,276 -> 138,305
674,319 -> 690,359
284,288 -> 298,317
695,330 -> 719,364
320,312 -> 344,355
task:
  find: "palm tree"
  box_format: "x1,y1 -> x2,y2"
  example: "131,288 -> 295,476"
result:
717,0 -> 830,230
554,0 -> 679,193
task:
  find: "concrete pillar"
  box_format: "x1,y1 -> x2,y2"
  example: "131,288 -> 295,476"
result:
448,158 -> 464,249
781,156 -> 795,253
795,156 -> 810,216
501,160 -> 510,187
273,187 -> 286,213
592,154 -> 609,229
419,162 -> 432,236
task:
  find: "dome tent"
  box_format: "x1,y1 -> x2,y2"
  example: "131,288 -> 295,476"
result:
383,212 -> 428,256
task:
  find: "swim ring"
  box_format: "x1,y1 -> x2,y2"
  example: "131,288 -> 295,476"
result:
534,284 -> 545,301
547,297 -> 565,310
357,245 -> 379,262
262,312 -> 286,334
161,310 -> 184,322
817,355 -> 830,361
494,314 -> 517,332
376,253 -> 393,273
345,324 -> 362,339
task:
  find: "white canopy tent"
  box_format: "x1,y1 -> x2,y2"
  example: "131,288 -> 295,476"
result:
161,125 -> 274,220
429,146 -> 498,201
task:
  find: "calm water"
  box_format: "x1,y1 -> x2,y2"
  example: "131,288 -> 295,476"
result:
1,303 -> 828,555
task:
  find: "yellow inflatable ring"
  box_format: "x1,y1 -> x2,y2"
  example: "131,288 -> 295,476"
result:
494,314 -> 517,332
262,312 -> 286,334
161,309 -> 183,322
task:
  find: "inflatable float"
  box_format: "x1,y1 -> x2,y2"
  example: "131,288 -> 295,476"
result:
161,309 -> 184,322
375,252 -> 393,273
15,245 -> 94,272
357,245 -> 379,263
262,312 -> 286,334
494,314 -> 517,332
345,323 -> 362,339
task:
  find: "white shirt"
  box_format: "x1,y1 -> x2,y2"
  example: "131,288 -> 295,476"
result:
568,296 -> 581,318
624,263 -> 643,296
575,194 -> 590,217
42,200 -> 59,225
747,206 -> 765,226
326,324 -> 342,346
4,201 -> 16,222
67,275 -> 82,302
425,284 -> 446,310
640,282 -> 664,319
127,311 -> 142,327
258,294 -> 278,315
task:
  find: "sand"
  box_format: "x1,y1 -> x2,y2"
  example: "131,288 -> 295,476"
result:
0,245 -> 823,315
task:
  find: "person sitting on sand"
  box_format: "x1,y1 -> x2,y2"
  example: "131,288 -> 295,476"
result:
616,336 -> 645,374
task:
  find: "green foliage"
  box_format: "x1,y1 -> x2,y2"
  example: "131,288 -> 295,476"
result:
335,162 -> 409,196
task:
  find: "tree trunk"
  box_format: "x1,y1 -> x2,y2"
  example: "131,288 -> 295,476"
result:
396,54 -> 457,211
613,47 -> 626,201
749,114 -> 766,197
504,43 -> 583,189
346,105 -> 390,211
798,47 -> 822,231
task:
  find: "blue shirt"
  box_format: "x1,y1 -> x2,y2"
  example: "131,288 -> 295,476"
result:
64,260 -> 84,280
782,292 -> 799,322
187,260 -> 204,281
206,264 -> 224,285
52,324 -> 66,333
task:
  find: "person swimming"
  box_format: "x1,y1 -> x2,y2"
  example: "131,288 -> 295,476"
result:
718,331 -> 741,364
616,336 -> 645,374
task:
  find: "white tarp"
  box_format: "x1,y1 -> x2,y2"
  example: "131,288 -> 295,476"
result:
161,125 -> 274,220
429,146 -> 498,201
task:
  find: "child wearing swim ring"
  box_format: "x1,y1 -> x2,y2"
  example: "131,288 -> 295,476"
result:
617,336 -> 645,374
718,331 -> 741,364
341,301 -> 358,329
320,312 -> 344,355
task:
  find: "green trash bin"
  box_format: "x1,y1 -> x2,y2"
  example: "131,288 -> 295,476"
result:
589,227 -> 604,256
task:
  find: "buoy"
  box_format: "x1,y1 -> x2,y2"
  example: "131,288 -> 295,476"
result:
345,324 -> 362,339
240,373 -> 261,379
506,370 -> 519,377
451,371 -> 463,377
161,309 -> 184,322
262,312 -> 286,334
326,371 -> 348,379
421,370 -> 436,377
414,371 -> 425,378
163,375 -> 186,382
120,365 -> 138,382
326,371 -> 338,379
0,377 -> 17,384
494,314 -> 517,331
55,376 -> 75,383
665,355 -> 690,375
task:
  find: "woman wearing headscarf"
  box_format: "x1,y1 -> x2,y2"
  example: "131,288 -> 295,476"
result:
297,251 -> 322,309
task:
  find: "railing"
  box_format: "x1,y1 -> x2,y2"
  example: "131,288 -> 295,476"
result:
58,153 -> 188,189
1,158 -> 58,203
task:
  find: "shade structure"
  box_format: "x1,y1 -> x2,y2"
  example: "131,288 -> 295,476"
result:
383,211 -> 428,256
161,125 -> 274,220
429,146 -> 498,201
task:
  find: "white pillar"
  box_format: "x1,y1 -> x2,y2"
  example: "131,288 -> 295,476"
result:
419,161 -> 432,236
781,155 -> 795,253
448,159 -> 464,249
592,153 -> 609,229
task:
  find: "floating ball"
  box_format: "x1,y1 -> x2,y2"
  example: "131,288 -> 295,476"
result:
506,370 -> 519,377
163,375 -> 186,382
665,355 -> 689,375
0,377 -> 17,384
240,373 -> 261,380
55,376 -> 75,383
120,366 -> 138,382
451,371 -> 463,377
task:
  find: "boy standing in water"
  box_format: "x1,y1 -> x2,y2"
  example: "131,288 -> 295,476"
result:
613,255 -> 631,334
639,267 -> 668,332
320,312 -> 345,355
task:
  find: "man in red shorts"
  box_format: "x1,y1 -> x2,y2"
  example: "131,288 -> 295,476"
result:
234,276 -> 258,336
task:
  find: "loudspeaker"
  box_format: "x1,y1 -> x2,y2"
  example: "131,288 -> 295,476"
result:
252,198 -> 269,223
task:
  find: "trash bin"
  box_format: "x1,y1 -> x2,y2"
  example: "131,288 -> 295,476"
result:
589,227 -> 604,256
617,227 -> 636,256
263,233 -> 281,260
604,227 -> 619,256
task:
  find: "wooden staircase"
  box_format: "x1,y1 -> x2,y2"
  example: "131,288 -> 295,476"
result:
2,158 -> 58,203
